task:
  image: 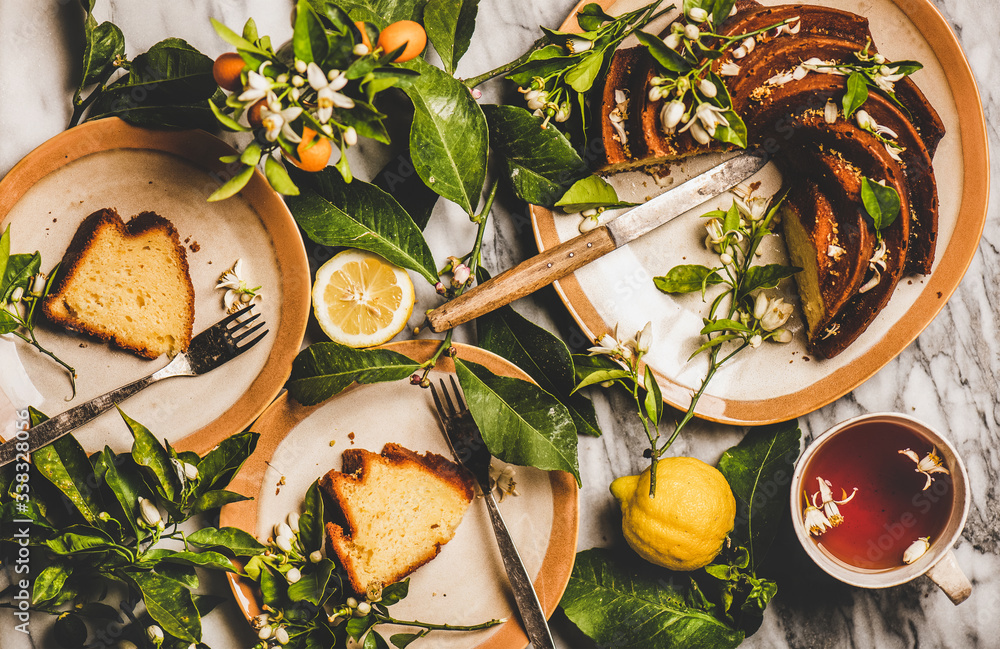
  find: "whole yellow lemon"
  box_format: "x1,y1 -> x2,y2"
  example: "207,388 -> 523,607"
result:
610,456 -> 736,571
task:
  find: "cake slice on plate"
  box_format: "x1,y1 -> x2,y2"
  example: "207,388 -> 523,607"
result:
319,443 -> 476,596
42,207 -> 195,359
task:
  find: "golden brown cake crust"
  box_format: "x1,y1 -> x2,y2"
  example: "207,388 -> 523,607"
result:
41,208 -> 195,359
319,443 -> 475,595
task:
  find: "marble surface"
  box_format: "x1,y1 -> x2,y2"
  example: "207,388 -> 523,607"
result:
0,0 -> 998,647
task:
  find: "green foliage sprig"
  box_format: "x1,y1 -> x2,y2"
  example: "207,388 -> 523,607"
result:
0,227 -> 77,397
560,421 -> 801,648
0,409 -> 258,648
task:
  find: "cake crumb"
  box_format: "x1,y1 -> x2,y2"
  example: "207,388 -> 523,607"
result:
329,440 -> 337,447
190,241 -> 201,252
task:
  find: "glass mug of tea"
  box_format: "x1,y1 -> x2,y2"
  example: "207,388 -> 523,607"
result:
790,412 -> 972,604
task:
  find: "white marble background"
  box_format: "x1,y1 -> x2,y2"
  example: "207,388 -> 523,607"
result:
0,0 -> 997,647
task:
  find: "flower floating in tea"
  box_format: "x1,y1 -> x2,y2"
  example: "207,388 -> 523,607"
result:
802,476 -> 858,537
903,536 -> 931,564
898,446 -> 950,490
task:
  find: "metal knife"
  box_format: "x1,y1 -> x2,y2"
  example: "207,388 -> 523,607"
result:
426,152 -> 768,332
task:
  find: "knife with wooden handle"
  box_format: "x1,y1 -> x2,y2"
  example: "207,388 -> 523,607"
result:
427,152 -> 769,332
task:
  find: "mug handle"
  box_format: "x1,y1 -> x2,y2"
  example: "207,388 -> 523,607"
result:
926,550 -> 972,604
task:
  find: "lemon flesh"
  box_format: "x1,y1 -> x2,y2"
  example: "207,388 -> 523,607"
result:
312,250 -> 415,348
611,456 -> 736,571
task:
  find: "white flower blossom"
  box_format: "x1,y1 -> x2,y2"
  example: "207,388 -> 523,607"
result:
898,447 -> 950,490
812,476 -> 858,527
238,64 -> 275,104
873,65 -> 906,93
659,100 -> 685,132
285,567 -> 301,584
307,62 -> 354,123
566,37 -> 593,53
260,101 -> 303,143
803,497 -> 832,536
217,258 -> 263,313
720,61 -> 741,76
754,293 -> 794,331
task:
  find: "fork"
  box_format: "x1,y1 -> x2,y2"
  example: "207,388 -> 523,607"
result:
431,377 -> 556,649
0,305 -> 268,466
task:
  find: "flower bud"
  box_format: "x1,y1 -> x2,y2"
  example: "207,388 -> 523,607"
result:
660,100 -> 685,132
10,287 -> 24,302
258,626 -> 273,640
554,104 -> 570,122
772,328 -> 793,343
344,126 -> 358,146
824,99 -> 838,124
855,109 -> 873,130
683,24 -> 700,41
291,75 -> 304,87
346,597 -> 359,609
732,45 -> 747,59
636,321 -> 652,354
285,567 -> 301,584
749,334 -> 763,348
275,535 -> 293,553
720,252 -> 733,265
874,53 -> 886,64
753,292 -> 769,320
287,512 -> 300,531
452,264 -> 471,285
698,78 -> 717,98
355,601 -> 371,616
274,523 -> 293,539
310,550 -> 323,563
295,59 -> 307,74
435,282 -> 446,295
353,43 -> 370,56
579,216 -> 600,233
689,121 -> 712,145
275,627 -> 290,645
117,642 -> 138,649
688,7 -> 709,22
566,37 -> 593,54
146,625 -> 164,643
183,462 -> 199,481
664,33 -> 682,50
138,497 -> 162,528
648,86 -> 662,102
903,537 -> 930,564
276,73 -> 289,84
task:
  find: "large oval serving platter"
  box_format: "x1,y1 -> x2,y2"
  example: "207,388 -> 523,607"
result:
532,0 -> 988,424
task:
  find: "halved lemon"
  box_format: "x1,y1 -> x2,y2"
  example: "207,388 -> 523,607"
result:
312,249 -> 415,348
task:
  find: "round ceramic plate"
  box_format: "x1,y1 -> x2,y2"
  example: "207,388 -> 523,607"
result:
213,341 -> 579,649
532,0 -> 989,424
0,118 -> 311,454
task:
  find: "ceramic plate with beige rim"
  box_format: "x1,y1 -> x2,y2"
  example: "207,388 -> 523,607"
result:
0,117 -> 310,455
532,0 -> 989,425
208,341 -> 578,649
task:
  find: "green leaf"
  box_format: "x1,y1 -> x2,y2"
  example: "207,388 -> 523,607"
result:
842,71 -> 869,119
30,434 -> 103,524
2,252 -> 40,303
577,3 -> 614,30
654,265 -> 724,294
264,157 -> 300,196
572,368 -> 632,392
399,57 -> 488,215
643,365 -> 663,427
158,550 -> 237,573
298,480 -> 325,554
424,0 -> 480,75
208,97 -> 249,132
0,225 -> 10,289
740,264 -> 799,296
190,489 -> 251,515
712,111 -> 748,148
716,421 -> 801,570
293,0 -> 329,65
76,2 -> 125,103
286,167 -> 437,283
154,562 -> 199,589
186,527 -> 266,557
332,0 -> 426,26
482,104 -> 590,207
130,571 -> 201,643
32,562 -> 71,605
560,548 -> 744,649
46,525 -> 121,555
286,342 -> 421,406
195,431 -> 259,495
258,564 -> 288,609
210,18 -> 270,56
635,30 -> 692,74
861,177 -> 901,233
454,358 -> 580,484
390,632 -> 425,648
554,175 -> 636,213
102,448 -> 152,539
287,559 -> 335,604
565,50 -> 606,93
372,148 -> 440,230
380,578 -> 410,605
476,271 -> 602,437
240,142 -> 262,167
347,615 -> 375,641
208,165 -> 255,202
120,409 -> 179,502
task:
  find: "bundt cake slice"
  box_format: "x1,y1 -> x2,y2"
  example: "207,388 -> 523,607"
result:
42,208 -> 195,359
319,443 -> 476,595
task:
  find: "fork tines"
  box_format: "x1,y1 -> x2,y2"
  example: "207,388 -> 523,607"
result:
431,376 -> 466,420
225,305 -> 269,350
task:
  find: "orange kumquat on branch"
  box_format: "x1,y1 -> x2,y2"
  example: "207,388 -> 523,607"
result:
377,20 -> 426,62
294,127 -> 333,172
212,52 -> 245,92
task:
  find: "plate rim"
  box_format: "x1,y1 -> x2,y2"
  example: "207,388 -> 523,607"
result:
0,117 -> 312,448
531,0 -> 990,425
209,340 -> 580,649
